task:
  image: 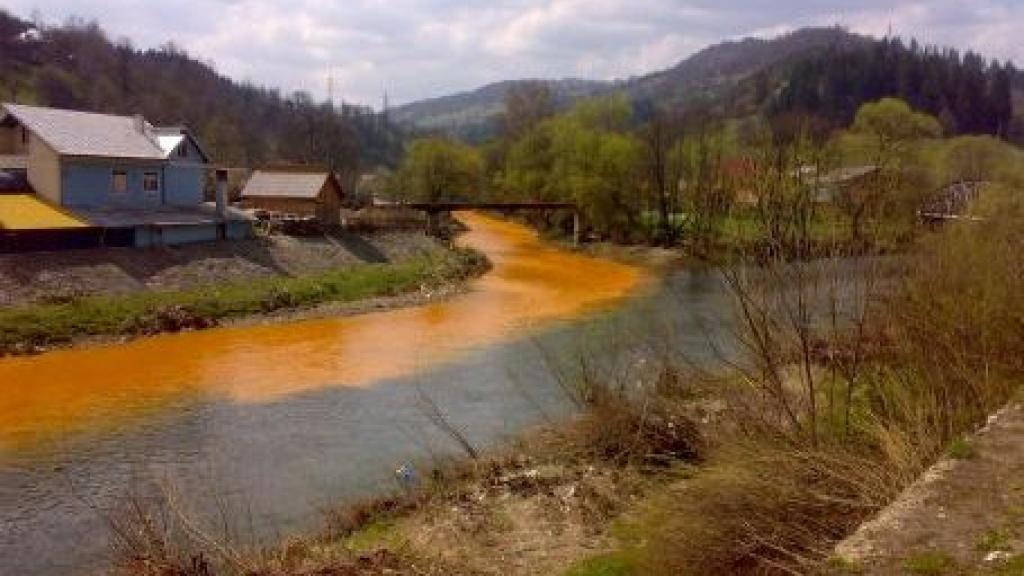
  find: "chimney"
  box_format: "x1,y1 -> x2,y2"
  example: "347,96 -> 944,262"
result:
133,114 -> 147,134
215,169 -> 228,219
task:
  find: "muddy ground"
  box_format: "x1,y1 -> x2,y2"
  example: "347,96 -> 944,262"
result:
0,231 -> 442,308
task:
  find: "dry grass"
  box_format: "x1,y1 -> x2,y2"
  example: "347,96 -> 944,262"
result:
621,186 -> 1024,575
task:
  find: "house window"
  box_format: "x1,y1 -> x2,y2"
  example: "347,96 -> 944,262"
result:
143,172 -> 160,193
112,170 -> 128,193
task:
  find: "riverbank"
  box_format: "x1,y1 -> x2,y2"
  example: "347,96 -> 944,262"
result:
0,211 -> 658,576
0,231 -> 489,355
109,364 -> 708,576
105,189 -> 1024,575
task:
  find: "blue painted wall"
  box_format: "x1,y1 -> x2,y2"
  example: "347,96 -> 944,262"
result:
226,220 -> 251,240
164,164 -> 204,205
162,134 -> 207,205
62,161 -> 164,209
60,132 -> 209,209
133,221 -> 250,247
135,224 -> 217,247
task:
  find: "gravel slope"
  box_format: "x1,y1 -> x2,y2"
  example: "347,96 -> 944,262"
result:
0,231 -> 441,308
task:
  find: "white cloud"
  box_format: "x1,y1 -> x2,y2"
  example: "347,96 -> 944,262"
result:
4,0 -> 1022,107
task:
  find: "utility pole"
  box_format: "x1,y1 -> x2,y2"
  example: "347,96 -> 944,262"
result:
327,68 -> 335,108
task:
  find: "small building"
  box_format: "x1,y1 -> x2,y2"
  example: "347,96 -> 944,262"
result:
239,170 -> 344,226
811,165 -> 878,203
0,102 -> 251,249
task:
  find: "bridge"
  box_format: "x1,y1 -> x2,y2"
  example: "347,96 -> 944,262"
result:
918,181 -> 986,223
382,201 -> 581,245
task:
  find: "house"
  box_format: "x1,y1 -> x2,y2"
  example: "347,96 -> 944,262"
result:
240,170 -> 344,226
0,102 -> 250,248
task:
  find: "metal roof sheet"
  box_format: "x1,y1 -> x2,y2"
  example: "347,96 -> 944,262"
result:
240,171 -> 332,199
1,103 -> 167,160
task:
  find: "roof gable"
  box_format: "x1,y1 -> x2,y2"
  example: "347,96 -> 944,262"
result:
241,171 -> 341,200
153,127 -> 211,163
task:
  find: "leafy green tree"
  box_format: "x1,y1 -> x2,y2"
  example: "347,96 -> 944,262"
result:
945,135 -> 1012,183
545,96 -> 644,241
852,97 -> 942,154
843,98 -> 941,244
394,137 -> 483,203
500,125 -> 555,201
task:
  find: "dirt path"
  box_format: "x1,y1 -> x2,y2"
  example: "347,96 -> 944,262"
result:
835,400 -> 1024,574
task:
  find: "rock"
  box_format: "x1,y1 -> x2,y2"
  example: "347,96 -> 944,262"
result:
984,551 -> 1012,563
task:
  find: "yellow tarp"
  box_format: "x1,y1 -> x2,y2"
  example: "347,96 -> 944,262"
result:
0,194 -> 87,230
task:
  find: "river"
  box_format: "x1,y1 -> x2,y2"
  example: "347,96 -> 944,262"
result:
0,213 -> 736,575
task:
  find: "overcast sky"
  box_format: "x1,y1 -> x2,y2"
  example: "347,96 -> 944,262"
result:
6,1 -> 1023,107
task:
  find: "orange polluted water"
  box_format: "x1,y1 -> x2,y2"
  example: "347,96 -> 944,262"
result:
0,212 -> 645,452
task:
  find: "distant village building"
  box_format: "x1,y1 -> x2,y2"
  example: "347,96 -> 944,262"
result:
720,157 -> 759,205
0,102 -> 250,248
813,165 -> 878,203
720,161 -> 878,207
240,170 -> 344,226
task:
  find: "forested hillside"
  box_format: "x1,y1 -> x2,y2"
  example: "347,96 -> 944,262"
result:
391,27 -> 870,140
0,10 -> 403,178
771,37 -> 1020,138
390,78 -> 610,142
391,27 -> 1021,143
623,26 -> 870,113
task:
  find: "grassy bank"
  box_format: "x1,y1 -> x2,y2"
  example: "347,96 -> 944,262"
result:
0,246 -> 489,355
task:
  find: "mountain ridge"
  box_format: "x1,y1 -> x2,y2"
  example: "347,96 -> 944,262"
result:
390,27 -> 872,140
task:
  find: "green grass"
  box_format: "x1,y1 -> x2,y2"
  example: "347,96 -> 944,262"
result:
948,437 -> 977,460
0,247 -> 488,353
982,554 -> 1024,575
976,528 -> 1013,553
344,519 -> 399,552
717,206 -> 915,253
562,553 -> 634,576
824,556 -> 865,574
904,551 -> 958,575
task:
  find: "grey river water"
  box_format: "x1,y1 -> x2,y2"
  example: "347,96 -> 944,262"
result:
0,265 -> 735,576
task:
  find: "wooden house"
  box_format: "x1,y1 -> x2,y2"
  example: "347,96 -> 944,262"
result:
240,170 -> 344,225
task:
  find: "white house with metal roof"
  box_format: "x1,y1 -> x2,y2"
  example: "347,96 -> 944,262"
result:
0,103 -> 250,248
